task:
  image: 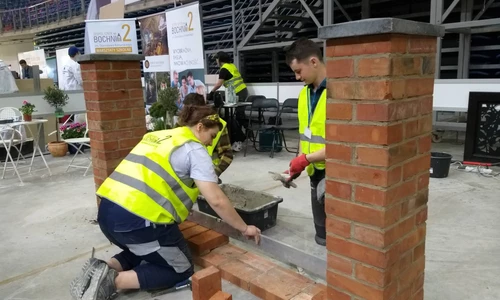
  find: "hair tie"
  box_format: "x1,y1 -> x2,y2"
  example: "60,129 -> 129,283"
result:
203,114 -> 220,121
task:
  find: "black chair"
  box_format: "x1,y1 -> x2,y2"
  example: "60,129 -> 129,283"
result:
272,98 -> 299,155
243,98 -> 280,158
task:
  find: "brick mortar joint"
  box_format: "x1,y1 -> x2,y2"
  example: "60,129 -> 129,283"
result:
326,268 -> 389,290
326,53 -> 436,61
327,74 -> 435,81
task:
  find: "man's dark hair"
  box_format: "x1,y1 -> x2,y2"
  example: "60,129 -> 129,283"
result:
19,59 -> 27,65
216,51 -> 231,64
181,75 -> 187,82
183,93 -> 205,106
285,38 -> 323,65
187,71 -> 193,78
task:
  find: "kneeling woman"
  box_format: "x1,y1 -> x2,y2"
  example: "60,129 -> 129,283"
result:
70,105 -> 261,300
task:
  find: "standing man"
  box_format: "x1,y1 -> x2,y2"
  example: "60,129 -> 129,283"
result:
209,51 -> 248,151
61,46 -> 83,91
285,38 -> 327,246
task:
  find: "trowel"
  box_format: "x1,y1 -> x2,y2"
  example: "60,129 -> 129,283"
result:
268,171 -> 297,188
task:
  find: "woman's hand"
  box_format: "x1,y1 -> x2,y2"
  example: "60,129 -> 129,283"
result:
242,225 -> 261,245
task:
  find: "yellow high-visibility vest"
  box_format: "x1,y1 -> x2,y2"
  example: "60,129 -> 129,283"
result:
221,63 -> 247,94
96,127 -> 201,224
206,118 -> 227,166
298,86 -> 326,176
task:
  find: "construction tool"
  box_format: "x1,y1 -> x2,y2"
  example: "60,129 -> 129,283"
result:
149,278 -> 192,297
268,171 -> 297,188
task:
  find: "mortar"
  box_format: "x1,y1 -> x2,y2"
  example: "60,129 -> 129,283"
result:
196,184 -> 283,231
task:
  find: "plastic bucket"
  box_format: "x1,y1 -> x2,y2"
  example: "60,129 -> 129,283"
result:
430,152 -> 452,178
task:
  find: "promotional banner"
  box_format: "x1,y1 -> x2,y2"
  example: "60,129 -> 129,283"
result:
84,19 -> 138,54
17,49 -> 48,79
138,12 -> 170,105
166,2 -> 206,108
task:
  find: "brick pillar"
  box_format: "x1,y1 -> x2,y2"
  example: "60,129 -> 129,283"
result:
318,19 -> 444,300
77,54 -> 147,207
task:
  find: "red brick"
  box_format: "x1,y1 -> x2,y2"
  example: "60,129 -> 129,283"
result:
357,57 -> 391,77
111,61 -> 141,70
326,198 -> 401,228
327,59 -> 354,78
413,242 -> 425,262
417,173 -> 429,191
326,180 -> 352,200
198,244 -> 246,268
403,154 -> 431,180
178,221 -> 197,231
325,143 -> 352,163
191,266 -> 222,300
399,257 -> 425,290
249,267 -> 312,300
326,123 -> 403,146
420,96 -> 433,114
412,287 -> 424,300
128,69 -> 142,79
90,140 -> 119,151
355,263 -> 398,287
82,81 -> 113,91
302,283 -> 327,299
396,287 -> 412,300
326,217 -> 351,238
85,101 -> 116,112
409,37 -> 437,53
326,161 -> 402,188
182,225 -> 210,239
392,57 -> 422,76
356,140 -> 417,168
326,286 -> 351,300
401,191 -> 428,218
353,214 -> 416,248
405,78 -> 434,97
412,273 -> 425,295
327,235 -> 399,269
95,70 -> 128,81
237,252 -> 276,273
398,225 -> 426,255
113,80 -> 142,90
326,102 -> 353,120
80,61 -> 111,71
129,89 -> 145,99
188,230 -> 229,256
116,118 -> 148,129
415,207 -> 428,225
356,100 -> 420,122
291,293 -> 314,300
132,108 -> 146,118
88,110 -> 132,122
418,134 -> 432,154
355,178 -> 417,207
328,253 -> 353,275
327,270 -> 397,300
219,259 -> 262,290
357,80 -> 396,100
209,291 -> 232,300
326,34 -> 408,57
328,81 -> 356,100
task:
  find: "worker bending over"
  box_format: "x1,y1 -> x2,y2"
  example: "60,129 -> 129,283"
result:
179,93 -> 233,178
285,38 -> 327,246
69,105 -> 261,300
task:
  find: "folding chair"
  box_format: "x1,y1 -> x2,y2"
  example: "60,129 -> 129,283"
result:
272,98 -> 300,155
0,124 -> 25,185
243,98 -> 280,158
64,114 -> 91,176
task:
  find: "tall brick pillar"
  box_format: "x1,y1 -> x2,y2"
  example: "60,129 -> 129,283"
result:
318,19 -> 444,300
77,54 -> 147,207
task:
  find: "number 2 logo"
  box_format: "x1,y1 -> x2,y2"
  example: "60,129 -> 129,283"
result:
188,11 -> 194,31
122,24 -> 131,42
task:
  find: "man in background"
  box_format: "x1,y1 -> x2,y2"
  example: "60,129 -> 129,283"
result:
61,46 -> 83,91
19,60 -> 43,79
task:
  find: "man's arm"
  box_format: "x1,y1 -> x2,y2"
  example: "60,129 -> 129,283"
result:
306,147 -> 326,163
211,79 -> 225,93
74,64 -> 83,87
214,127 -> 233,176
210,69 -> 231,93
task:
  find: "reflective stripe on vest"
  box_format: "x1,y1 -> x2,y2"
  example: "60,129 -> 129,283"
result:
298,86 -> 326,176
96,127 -> 200,224
221,63 -> 247,93
206,119 -> 226,166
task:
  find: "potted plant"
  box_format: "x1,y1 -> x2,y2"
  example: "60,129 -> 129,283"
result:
61,122 -> 87,154
19,100 -> 36,121
157,87 -> 179,129
43,86 -> 69,157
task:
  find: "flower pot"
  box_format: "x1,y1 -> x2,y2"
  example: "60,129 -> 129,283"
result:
23,114 -> 32,122
48,141 -> 68,157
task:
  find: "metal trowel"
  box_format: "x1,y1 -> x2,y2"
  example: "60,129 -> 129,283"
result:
268,171 -> 297,188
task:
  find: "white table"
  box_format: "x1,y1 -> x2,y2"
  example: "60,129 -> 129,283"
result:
5,119 -> 52,182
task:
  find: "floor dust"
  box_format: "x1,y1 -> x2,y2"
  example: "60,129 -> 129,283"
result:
222,185 -> 278,211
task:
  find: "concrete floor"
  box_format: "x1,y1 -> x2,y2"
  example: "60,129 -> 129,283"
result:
1,137 -> 500,299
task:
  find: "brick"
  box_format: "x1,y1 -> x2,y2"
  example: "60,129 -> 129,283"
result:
209,291 -> 232,300
399,257 -> 425,290
327,270 -> 397,300
178,221 -> 197,231
327,253 -> 353,275
392,56 -> 422,76
128,69 -> 142,79
356,140 -> 417,168
88,110 -> 132,122
188,230 -> 229,256
357,57 -> 391,77
417,173 -> 429,191
354,215 -> 416,248
249,267 -> 312,300
198,244 -> 246,268
191,266 -> 222,300
398,225 -> 426,255
325,143 -> 352,163
326,286 -> 351,300
418,134 -> 432,154
326,34 -> 408,57
237,252 -> 276,273
409,37 -> 437,53
419,96 -> 433,114
182,225 -> 210,239
412,273 -> 425,295
355,263 -> 399,287
355,178 -> 417,207
355,100 -> 420,122
328,81 -> 357,100
80,61 -> 111,71
96,70 -> 128,80
326,197 -> 401,228
326,161 -> 402,188
415,207 -> 428,225
422,56 -> 436,74
291,293 -> 314,300
403,154 -> 431,180
357,80 -> 396,100
327,235 -> 399,269
82,81 -> 113,91
303,283 -> 327,299
325,180 -> 352,200
327,59 -> 354,78
326,102 -> 353,120
326,217 -> 351,238
119,137 -> 141,149
326,123 -> 403,146
405,78 -> 434,97
413,242 -> 425,262
111,61 -> 141,70
85,101 -> 116,112
113,80 -> 142,90
219,260 -> 262,290
401,191 -> 428,217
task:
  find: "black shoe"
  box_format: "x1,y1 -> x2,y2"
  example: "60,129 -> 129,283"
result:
315,235 -> 326,246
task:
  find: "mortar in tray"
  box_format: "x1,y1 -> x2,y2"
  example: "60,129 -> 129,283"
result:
196,184 -> 283,231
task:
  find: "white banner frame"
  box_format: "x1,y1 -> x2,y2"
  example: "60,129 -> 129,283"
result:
84,19 -> 139,54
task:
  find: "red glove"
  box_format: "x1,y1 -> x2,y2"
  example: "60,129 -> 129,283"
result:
287,154 -> 310,181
